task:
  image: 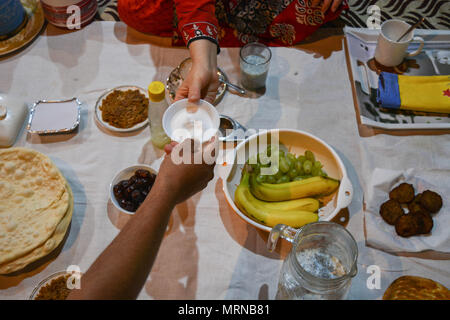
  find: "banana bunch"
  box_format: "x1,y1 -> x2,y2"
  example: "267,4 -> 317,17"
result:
234,170 -> 320,228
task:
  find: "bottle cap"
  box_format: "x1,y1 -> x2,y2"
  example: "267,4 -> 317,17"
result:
148,81 -> 165,102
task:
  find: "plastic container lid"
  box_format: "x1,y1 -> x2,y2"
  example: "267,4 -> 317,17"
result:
148,81 -> 165,102
0,94 -> 28,147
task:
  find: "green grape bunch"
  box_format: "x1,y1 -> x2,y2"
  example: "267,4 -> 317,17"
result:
248,146 -> 328,184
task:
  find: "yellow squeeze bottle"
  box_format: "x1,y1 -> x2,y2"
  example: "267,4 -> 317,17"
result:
148,81 -> 171,149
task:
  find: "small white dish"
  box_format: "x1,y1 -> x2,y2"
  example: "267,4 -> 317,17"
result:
162,98 -> 220,143
95,85 -> 149,133
110,164 -> 158,215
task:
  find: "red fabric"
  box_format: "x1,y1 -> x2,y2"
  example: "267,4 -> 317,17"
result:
174,0 -> 218,36
117,0 -> 174,37
118,0 -> 348,47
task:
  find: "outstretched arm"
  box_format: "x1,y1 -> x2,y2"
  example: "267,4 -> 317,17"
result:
67,139 -> 216,300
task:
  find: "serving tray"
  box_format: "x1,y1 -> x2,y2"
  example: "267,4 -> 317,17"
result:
344,27 -> 450,131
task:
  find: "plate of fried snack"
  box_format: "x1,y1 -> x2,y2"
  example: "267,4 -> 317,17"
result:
95,85 -> 149,133
0,147 -> 74,274
380,183 -> 442,238
364,168 -> 449,254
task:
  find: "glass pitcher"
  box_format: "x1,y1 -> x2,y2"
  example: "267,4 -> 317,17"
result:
268,221 -> 358,300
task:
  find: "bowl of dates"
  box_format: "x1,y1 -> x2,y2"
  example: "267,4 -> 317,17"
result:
110,165 -> 157,214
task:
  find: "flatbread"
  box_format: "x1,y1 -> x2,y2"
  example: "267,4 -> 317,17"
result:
0,148 -> 68,265
0,182 -> 73,274
383,276 -> 450,300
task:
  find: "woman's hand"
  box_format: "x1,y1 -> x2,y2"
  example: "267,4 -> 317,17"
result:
312,0 -> 344,13
175,39 -> 219,104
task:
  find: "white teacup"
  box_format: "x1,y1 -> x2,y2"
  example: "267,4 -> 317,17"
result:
374,19 -> 424,67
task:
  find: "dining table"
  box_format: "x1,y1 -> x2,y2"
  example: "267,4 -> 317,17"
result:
0,21 -> 449,300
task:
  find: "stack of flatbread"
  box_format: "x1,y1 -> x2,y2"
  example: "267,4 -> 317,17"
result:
0,148 -> 73,274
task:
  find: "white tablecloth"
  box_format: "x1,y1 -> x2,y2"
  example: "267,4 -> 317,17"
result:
0,22 -> 449,300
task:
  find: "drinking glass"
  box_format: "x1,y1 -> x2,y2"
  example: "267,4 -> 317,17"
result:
239,42 -> 272,90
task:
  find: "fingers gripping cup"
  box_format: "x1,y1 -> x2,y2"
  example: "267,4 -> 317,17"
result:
162,99 -> 220,144
374,19 -> 425,67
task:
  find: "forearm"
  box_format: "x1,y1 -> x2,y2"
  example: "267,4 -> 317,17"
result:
67,181 -> 176,300
189,39 -> 217,70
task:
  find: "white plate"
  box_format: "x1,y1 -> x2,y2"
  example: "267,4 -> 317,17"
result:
95,85 -> 149,133
221,129 -> 353,233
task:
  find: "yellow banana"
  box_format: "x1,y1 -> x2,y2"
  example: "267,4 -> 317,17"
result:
261,196 -> 319,212
234,172 -> 319,228
250,173 -> 339,202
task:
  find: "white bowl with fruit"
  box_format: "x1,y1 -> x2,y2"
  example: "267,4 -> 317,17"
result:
222,129 -> 353,232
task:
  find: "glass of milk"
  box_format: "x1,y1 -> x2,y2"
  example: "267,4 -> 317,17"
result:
239,42 -> 272,90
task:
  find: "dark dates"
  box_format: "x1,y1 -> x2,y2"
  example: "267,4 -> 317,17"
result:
114,169 -> 155,212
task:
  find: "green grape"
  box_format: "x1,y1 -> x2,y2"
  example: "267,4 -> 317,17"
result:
274,169 -> 284,180
266,175 -> 277,184
277,175 -> 290,184
305,150 -> 315,162
303,160 -> 312,174
288,168 -> 299,179
279,157 -> 290,173
286,152 -> 296,162
311,167 -> 321,177
256,174 -> 266,183
294,159 -> 304,174
293,176 -> 304,181
285,155 -> 293,170
314,161 -> 323,169
297,155 -> 306,164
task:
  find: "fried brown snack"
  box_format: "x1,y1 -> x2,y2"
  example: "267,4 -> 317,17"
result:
380,199 -> 404,225
395,214 -> 421,237
419,190 -> 443,214
407,193 -> 423,215
413,211 -> 434,234
389,183 -> 415,204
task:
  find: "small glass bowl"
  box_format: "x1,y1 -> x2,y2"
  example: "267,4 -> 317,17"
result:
29,271 -> 81,300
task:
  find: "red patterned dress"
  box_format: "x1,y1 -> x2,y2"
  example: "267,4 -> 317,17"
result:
118,0 -> 347,48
